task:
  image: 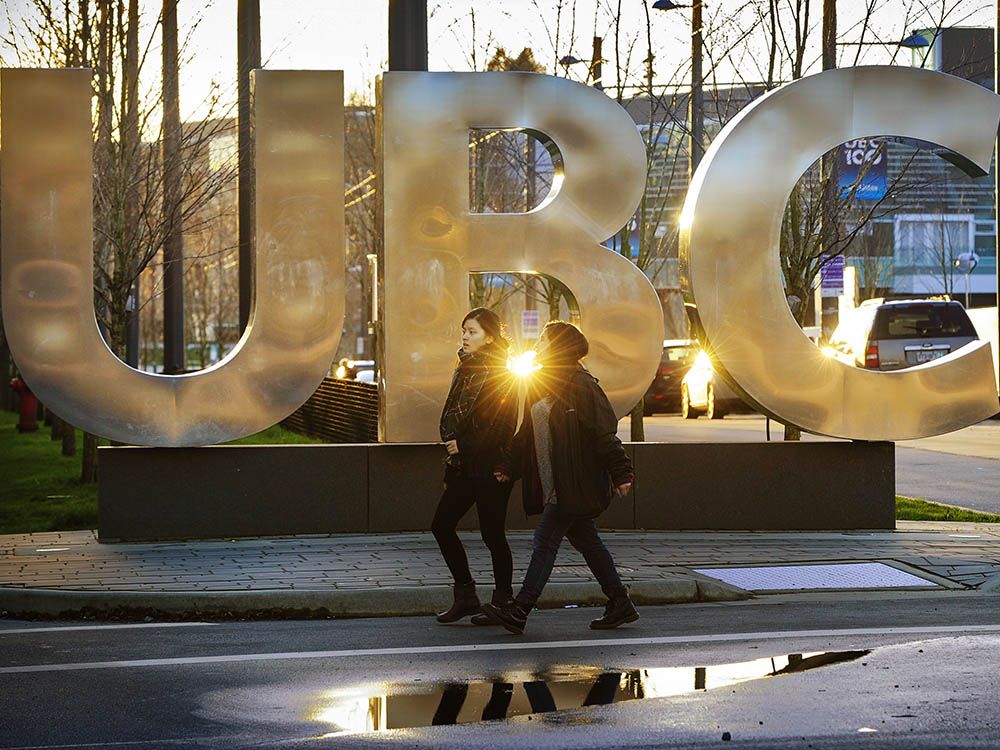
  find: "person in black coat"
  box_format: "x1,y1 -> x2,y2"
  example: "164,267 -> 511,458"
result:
432,307 -> 518,624
483,321 -> 638,634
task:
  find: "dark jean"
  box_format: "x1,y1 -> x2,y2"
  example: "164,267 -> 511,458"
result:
431,474 -> 513,592
516,503 -> 626,609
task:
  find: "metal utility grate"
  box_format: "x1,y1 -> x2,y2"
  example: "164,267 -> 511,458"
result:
692,562 -> 939,591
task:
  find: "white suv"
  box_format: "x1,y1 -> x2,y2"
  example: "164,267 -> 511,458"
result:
829,299 -> 978,371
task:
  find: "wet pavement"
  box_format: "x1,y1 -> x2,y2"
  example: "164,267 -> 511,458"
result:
304,650 -> 869,734
3,597 -> 1000,749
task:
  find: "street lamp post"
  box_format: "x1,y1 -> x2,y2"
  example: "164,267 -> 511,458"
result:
559,37 -> 604,89
689,0 -> 703,175
651,1 -> 703,177
955,251 -> 980,310
820,0 -> 837,342
388,0 -> 427,71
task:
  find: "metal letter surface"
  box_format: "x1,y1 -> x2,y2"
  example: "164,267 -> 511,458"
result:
0,69 -> 345,446
378,72 -> 663,442
680,66 -> 999,440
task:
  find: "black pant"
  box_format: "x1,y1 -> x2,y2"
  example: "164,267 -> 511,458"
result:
432,474 -> 513,592
516,503 -> 625,609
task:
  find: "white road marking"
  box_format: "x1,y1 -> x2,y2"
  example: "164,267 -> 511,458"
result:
0,622 -> 215,635
3,624 -> 1000,674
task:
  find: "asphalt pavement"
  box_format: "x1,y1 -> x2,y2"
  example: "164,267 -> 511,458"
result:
622,415 -> 1000,513
3,594 -> 1000,749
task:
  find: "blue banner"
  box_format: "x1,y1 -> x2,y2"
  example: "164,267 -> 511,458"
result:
839,138 -> 886,201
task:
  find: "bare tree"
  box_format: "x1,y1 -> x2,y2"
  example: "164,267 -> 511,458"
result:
2,1 -> 237,356
1,0 -> 237,474
469,46 -> 574,326
344,90 -> 380,362
849,222 -> 895,302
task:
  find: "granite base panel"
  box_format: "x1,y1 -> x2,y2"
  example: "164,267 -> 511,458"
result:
97,441 -> 894,542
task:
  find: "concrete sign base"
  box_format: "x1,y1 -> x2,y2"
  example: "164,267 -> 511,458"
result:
97,442 -> 894,542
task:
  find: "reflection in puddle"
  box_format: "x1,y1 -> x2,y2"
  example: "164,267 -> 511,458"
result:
310,650 -> 868,735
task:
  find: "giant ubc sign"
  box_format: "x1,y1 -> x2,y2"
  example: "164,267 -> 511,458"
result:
1,66 -> 998,447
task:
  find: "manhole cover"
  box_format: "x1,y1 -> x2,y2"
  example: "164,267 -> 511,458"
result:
692,562 -> 939,591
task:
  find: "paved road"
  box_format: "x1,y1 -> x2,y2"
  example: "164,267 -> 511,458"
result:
3,593 -> 1000,748
621,415 -> 1000,514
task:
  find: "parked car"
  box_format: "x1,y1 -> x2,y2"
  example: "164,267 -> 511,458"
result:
680,350 -> 751,419
334,359 -> 375,380
827,298 -> 978,371
643,339 -> 698,415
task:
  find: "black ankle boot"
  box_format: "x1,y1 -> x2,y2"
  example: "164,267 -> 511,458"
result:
590,592 -> 639,630
482,600 -> 529,635
436,581 -> 480,624
470,589 -> 514,626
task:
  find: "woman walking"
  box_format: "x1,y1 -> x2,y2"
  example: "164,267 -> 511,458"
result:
484,321 -> 638,634
432,307 -> 518,624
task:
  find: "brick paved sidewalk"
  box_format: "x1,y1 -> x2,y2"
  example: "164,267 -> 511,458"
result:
2,521 -> 999,618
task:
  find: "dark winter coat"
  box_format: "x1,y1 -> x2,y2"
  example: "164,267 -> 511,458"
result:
509,365 -> 634,519
439,344 -> 518,479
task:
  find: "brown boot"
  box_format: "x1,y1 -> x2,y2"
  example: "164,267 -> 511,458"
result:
470,589 -> 514,626
436,581 -> 480,624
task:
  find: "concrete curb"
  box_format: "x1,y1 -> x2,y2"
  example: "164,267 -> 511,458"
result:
978,574 -> 1000,593
0,578 -> 751,619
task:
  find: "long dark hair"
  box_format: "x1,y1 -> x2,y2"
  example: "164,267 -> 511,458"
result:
462,307 -> 510,354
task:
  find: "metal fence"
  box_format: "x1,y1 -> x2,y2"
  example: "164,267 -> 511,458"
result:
281,377 -> 378,443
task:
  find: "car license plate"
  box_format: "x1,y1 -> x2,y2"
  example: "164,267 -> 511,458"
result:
915,349 -> 948,363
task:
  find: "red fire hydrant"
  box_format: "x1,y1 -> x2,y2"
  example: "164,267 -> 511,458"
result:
10,377 -> 39,433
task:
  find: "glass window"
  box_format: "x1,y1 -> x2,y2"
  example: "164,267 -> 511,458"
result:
872,304 -> 976,339
662,346 -> 696,363
894,214 -> 973,268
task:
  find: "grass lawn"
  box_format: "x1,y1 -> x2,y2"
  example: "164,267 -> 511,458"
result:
0,410 -> 320,535
895,495 -> 1000,523
0,410 -> 101,534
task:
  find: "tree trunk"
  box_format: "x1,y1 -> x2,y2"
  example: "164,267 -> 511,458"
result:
81,433 -> 99,483
50,414 -> 63,440
629,399 -> 645,442
122,0 -> 140,368
94,0 -> 114,346
547,287 -> 562,322
162,0 -> 185,374
0,327 -> 11,411
62,423 -> 76,457
237,0 -> 261,333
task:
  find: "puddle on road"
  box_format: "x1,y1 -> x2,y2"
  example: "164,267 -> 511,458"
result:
308,649 -> 869,736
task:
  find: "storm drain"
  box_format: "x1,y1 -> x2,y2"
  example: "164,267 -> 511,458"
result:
692,562 -> 940,592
